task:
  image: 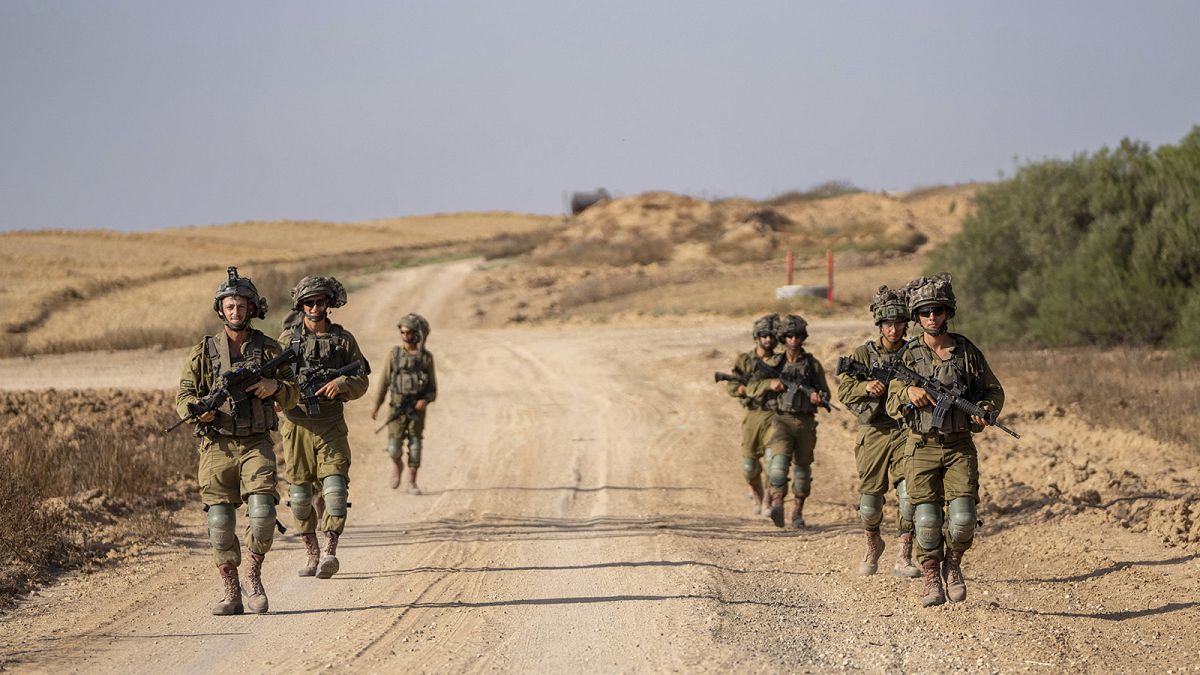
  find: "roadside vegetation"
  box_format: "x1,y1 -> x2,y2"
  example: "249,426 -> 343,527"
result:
932,126 -> 1200,356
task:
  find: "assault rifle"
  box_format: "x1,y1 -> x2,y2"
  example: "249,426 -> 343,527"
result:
296,361 -> 365,415
165,347 -> 300,433
836,356 -> 1020,439
715,361 -> 835,412
374,395 -> 418,434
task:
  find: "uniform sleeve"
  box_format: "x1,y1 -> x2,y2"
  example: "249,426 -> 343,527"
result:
726,352 -> 751,398
336,332 -> 371,402
373,348 -> 394,412
262,338 -> 300,410
422,352 -> 437,404
885,349 -> 917,420
811,355 -> 830,397
175,344 -> 207,421
744,355 -> 779,402
836,345 -> 875,407
975,349 -> 1005,414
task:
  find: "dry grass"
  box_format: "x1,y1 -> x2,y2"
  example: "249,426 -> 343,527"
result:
0,390 -> 195,603
990,347 -> 1200,449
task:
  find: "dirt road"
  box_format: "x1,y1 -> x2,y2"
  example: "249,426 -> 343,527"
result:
2,260 -> 1197,672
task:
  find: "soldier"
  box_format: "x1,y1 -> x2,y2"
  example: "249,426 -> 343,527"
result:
836,286 -> 921,578
724,314 -> 779,516
371,313 -> 437,493
176,267 -> 299,615
278,276 -> 371,579
746,314 -> 831,529
886,273 -> 1004,607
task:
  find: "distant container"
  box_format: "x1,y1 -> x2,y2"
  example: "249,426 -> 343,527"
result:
776,285 -> 828,301
570,188 -> 612,215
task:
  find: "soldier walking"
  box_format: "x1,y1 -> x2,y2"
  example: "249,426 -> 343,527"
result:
278,276 -> 370,579
371,314 -> 437,493
175,268 -> 299,615
836,286 -> 921,577
723,314 -> 779,516
886,273 -> 1005,606
745,314 -> 831,528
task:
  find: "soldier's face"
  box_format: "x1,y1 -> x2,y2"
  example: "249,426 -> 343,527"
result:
302,295 -> 330,320
917,305 -> 948,332
399,327 -> 417,344
756,333 -> 776,350
221,296 -> 250,326
879,320 -> 907,343
783,334 -> 803,351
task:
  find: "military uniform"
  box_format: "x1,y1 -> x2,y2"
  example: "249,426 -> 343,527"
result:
278,322 -> 370,536
373,342 -> 437,474
726,348 -> 776,514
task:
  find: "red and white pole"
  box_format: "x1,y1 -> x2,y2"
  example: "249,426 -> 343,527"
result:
786,249 -> 795,286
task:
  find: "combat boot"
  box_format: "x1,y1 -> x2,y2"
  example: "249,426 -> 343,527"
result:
789,497 -> 807,529
245,552 -> 269,613
857,531 -> 885,576
919,558 -> 946,607
748,481 -> 765,516
389,457 -> 402,490
316,531 -> 340,579
298,532 -> 320,577
212,564 -> 244,616
406,467 -> 422,495
892,532 -> 921,578
943,549 -> 967,602
768,492 -> 785,528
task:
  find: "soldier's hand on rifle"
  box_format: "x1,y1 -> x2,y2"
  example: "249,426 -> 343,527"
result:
809,391 -> 824,407
415,399 -> 428,412
737,384 -> 747,396
769,379 -> 785,392
315,379 -> 342,399
907,385 -> 934,408
971,404 -> 993,427
865,379 -> 885,397
197,410 -> 217,423
247,378 -> 279,399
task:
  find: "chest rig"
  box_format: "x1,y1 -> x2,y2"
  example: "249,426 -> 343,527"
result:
389,346 -> 430,397
203,330 -> 278,436
846,340 -> 907,427
905,334 -> 984,434
289,322 -> 347,369
767,351 -> 819,415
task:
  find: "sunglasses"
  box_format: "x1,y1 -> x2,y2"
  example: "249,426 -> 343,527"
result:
917,306 -> 947,318
302,297 -> 329,307
754,332 -> 774,338
782,333 -> 802,339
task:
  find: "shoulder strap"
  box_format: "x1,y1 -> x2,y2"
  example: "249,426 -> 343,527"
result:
211,334 -> 233,373
290,322 -> 304,353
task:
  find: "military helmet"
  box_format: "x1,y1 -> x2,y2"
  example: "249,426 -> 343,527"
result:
290,275 -> 347,311
869,285 -> 908,325
906,272 -> 956,319
752,313 -> 780,339
212,266 -> 268,320
397,313 -> 431,343
775,314 -> 808,342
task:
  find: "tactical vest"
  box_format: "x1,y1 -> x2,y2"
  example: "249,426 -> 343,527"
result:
203,330 -> 279,436
767,352 -> 820,415
846,340 -> 907,427
736,351 -> 770,411
389,346 -> 431,398
289,322 -> 348,417
904,333 -> 985,434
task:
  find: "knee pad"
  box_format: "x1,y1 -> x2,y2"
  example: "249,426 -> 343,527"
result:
896,480 -> 914,532
767,453 -> 790,488
741,458 -> 761,482
408,437 -> 423,466
792,464 -> 812,498
288,483 -> 313,521
387,437 -> 404,459
246,493 -> 277,542
858,494 -> 884,529
322,475 -> 349,517
914,502 -> 944,551
947,497 -> 977,545
207,503 -> 236,550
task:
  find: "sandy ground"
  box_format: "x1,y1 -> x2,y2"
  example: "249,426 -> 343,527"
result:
1,260 -> 1197,673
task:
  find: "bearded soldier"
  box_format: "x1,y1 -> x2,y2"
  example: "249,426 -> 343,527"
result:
176,267 -> 299,615
724,314 -> 779,516
371,314 -> 437,493
836,286 -> 921,578
886,273 -> 1004,607
745,314 -> 831,528
278,276 -> 370,580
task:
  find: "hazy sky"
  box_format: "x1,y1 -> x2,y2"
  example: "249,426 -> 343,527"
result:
2,1 -> 1198,231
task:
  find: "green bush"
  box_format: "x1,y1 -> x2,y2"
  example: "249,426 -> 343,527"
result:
932,127 -> 1200,354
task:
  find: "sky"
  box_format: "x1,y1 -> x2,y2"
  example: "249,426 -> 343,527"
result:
2,1 -> 1198,232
